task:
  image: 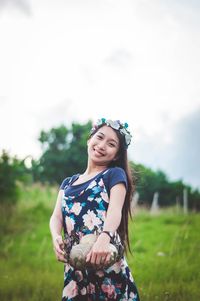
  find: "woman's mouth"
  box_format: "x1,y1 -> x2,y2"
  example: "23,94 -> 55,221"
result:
93,148 -> 105,156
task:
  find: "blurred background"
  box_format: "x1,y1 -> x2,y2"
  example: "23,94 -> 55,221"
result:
0,1 -> 200,301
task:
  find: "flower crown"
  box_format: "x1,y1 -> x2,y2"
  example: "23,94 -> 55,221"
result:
91,118 -> 132,148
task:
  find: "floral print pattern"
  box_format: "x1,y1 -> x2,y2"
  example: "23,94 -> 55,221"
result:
61,169 -> 140,301
82,210 -> 102,231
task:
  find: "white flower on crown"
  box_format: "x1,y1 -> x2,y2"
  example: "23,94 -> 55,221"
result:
106,119 -> 120,130
91,118 -> 132,148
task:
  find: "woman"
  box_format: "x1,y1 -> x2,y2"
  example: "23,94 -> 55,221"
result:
49,118 -> 140,301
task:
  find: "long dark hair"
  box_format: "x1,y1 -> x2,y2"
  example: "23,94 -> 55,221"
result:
89,124 -> 135,253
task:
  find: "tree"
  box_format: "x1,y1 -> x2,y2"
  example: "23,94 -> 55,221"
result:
0,150 -> 28,204
130,163 -> 163,206
34,121 -> 92,184
130,162 -> 200,210
30,120 -> 200,210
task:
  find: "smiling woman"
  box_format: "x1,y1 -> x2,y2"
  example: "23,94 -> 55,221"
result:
87,126 -> 120,166
49,118 -> 140,301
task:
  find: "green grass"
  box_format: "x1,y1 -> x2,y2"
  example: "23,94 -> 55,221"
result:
0,184 -> 200,301
127,208 -> 200,301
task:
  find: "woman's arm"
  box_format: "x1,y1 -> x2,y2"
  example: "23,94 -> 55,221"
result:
49,190 -> 67,263
86,183 -> 126,266
103,182 -> 126,232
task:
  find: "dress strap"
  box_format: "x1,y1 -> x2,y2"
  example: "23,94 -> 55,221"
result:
68,174 -> 80,185
102,168 -> 110,175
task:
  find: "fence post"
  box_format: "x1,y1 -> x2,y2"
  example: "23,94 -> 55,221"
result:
150,192 -> 159,214
176,196 -> 181,213
183,188 -> 188,214
131,191 -> 139,213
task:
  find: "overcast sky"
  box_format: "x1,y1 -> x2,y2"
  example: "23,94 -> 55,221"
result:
0,0 -> 200,189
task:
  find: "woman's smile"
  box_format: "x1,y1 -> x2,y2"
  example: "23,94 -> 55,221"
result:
93,147 -> 105,157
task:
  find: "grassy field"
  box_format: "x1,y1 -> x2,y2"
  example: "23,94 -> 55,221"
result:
0,184 -> 200,301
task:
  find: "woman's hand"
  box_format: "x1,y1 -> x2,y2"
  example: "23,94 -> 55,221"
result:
86,233 -> 111,267
53,235 -> 68,263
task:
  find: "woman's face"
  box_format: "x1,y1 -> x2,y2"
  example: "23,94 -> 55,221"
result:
88,125 -> 120,166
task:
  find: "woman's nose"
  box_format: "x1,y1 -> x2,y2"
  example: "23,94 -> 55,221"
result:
98,141 -> 106,150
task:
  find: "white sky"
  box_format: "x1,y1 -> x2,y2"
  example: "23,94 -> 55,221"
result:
0,0 -> 200,189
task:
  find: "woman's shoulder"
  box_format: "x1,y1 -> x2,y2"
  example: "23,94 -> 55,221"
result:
103,167 -> 127,190
105,166 -> 126,177
59,174 -> 79,190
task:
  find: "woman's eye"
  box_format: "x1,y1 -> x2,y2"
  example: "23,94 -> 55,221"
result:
97,135 -> 103,139
108,143 -> 115,147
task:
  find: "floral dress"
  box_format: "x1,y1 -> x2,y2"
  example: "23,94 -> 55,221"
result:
60,167 -> 140,301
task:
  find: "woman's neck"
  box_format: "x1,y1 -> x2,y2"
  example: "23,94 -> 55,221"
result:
83,164 -> 107,176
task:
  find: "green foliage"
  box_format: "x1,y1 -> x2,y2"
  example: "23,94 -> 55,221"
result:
33,121 -> 92,185
0,150 -> 31,205
131,162 -> 200,210
20,119 -> 200,209
0,184 -> 200,301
